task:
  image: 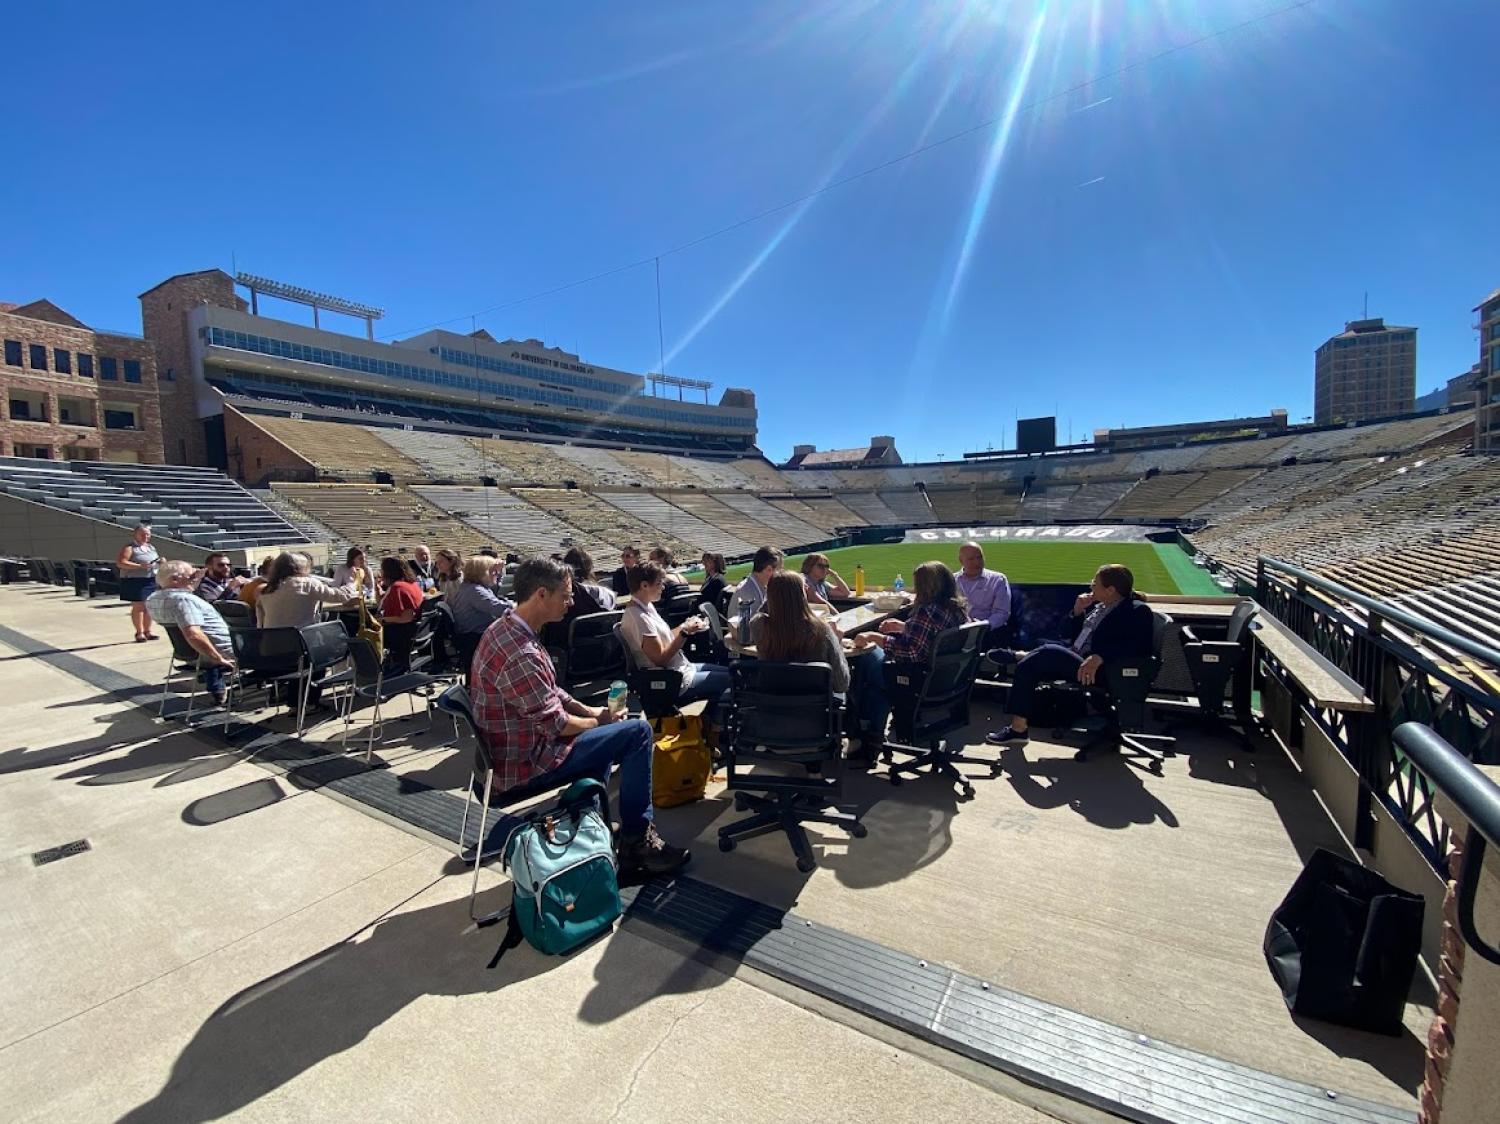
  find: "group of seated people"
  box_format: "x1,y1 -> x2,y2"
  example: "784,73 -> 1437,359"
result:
147,531 -> 1156,879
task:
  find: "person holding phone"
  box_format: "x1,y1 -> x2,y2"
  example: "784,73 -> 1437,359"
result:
986,563 -> 1154,748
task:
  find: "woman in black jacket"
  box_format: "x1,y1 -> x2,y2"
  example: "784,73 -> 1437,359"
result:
693,552 -> 727,611
986,563 -> 1154,747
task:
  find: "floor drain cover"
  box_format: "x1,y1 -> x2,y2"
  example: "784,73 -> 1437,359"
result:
32,839 -> 91,866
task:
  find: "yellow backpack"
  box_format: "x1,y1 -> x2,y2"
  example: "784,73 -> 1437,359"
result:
649,714 -> 713,808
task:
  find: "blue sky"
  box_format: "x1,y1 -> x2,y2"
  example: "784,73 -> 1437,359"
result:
2,1 -> 1496,462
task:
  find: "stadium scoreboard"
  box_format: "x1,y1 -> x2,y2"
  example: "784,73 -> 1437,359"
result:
1017,415 -> 1057,454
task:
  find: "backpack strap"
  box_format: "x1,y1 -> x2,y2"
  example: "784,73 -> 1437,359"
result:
485,902 -> 524,967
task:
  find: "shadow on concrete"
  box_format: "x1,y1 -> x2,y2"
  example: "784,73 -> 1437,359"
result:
998,744 -> 1180,829
0,640 -> 138,662
1291,1013 -> 1427,1095
117,894 -> 554,1123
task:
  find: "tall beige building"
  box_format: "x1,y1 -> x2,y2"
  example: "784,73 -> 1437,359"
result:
1475,288 -> 1500,454
1313,317 -> 1417,425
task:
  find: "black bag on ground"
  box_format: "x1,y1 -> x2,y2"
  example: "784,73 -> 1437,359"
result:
1024,681 -> 1088,729
1263,848 -> 1424,1035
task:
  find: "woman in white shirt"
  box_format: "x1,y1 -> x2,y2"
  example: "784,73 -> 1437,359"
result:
331,547 -> 376,601
621,561 -> 731,727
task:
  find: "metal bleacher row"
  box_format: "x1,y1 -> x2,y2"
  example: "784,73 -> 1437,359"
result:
0,457 -> 308,550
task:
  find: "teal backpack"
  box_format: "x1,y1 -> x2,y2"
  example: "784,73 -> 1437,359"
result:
487,777 -> 621,964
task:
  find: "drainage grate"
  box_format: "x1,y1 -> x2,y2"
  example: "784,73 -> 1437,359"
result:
32,839 -> 92,866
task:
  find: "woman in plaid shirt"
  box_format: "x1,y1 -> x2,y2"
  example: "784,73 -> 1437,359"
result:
848,562 -> 969,763
470,556 -> 691,877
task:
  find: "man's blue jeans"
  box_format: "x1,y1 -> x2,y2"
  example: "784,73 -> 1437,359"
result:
545,717 -> 655,836
201,663 -> 227,695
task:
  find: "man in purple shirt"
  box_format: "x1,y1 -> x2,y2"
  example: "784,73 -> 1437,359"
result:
956,543 -> 1012,647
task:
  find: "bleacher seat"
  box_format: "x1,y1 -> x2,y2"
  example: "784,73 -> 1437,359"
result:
596,492 -> 756,556
416,486 -> 607,556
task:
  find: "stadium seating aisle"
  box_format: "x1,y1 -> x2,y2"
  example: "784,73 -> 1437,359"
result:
415,486 -> 609,557
271,483 -> 494,559
248,416 -> 422,481
516,487 -> 698,559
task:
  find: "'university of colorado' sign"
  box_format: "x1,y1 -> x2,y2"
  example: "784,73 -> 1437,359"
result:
903,525 -> 1164,544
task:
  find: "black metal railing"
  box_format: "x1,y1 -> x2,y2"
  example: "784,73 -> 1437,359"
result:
1256,556 -> 1499,878
1393,723 -> 1500,965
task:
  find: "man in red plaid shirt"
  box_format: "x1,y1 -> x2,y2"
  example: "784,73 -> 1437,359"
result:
470,556 -> 690,877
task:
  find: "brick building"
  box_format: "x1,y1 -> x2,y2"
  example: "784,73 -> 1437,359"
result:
138,269 -> 247,466
1,300 -> 163,463
1314,317 -> 1418,425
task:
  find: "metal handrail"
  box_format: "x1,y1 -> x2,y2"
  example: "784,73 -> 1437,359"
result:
1393,723 -> 1500,965
1259,556 -> 1500,670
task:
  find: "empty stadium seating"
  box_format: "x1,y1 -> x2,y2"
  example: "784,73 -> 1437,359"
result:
248,416 -> 422,481
548,445 -> 646,487
711,492 -> 829,545
875,488 -> 937,524
415,486 -> 607,556
793,495 -> 869,528
662,491 -> 785,546
0,458 -> 307,550
271,483 -> 492,559
839,492 -> 905,524
596,492 -> 757,556
515,488 -> 698,559
372,427 -> 490,481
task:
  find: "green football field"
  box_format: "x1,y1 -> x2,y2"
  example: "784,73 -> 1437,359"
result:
717,541 -> 1219,595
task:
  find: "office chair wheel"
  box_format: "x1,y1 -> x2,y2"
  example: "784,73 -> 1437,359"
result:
733,794 -> 752,812
888,773 -> 902,787
961,783 -> 976,800
796,857 -> 816,874
718,836 -> 736,853
850,823 -> 868,839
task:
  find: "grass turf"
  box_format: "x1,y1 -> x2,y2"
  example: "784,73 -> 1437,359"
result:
720,541 -> 1187,593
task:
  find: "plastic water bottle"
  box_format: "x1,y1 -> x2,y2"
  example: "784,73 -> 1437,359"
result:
607,680 -> 629,716
892,573 -> 905,593
853,564 -> 865,598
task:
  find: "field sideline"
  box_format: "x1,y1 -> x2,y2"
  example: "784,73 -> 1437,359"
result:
717,541 -> 1216,595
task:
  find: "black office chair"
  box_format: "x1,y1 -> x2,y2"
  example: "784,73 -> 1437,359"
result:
1065,611 -> 1178,772
435,684 -> 581,921
226,626 -> 309,731
881,621 -> 994,799
214,599 -> 254,628
294,622 -> 354,733
614,622 -> 683,719
549,610 -> 626,695
717,661 -> 866,873
659,587 -> 699,628
343,637 -> 442,762
1169,601 -> 1260,749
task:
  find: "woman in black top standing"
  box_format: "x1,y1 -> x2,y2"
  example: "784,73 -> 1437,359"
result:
694,552 -> 727,611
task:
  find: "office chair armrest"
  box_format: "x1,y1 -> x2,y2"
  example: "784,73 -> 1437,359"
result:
1180,623 -> 1204,647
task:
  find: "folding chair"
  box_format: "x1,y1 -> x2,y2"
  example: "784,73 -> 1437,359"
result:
342,637 -> 442,762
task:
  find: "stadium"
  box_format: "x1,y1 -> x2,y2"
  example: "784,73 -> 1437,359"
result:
3,264 -> 1498,1122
